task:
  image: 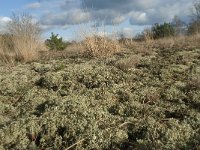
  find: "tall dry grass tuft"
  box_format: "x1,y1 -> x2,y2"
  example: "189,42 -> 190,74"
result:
83,35 -> 121,57
0,13 -> 44,65
123,33 -> 200,53
0,35 -> 15,65
77,24 -> 121,58
10,35 -> 40,62
186,34 -> 200,48
152,34 -> 200,50
154,37 -> 175,49
143,29 -> 154,47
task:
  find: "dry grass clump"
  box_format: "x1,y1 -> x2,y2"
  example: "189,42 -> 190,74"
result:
40,43 -> 83,60
122,33 -> 200,54
82,35 -> 121,57
143,29 -> 154,47
120,39 -> 154,56
120,38 -> 135,48
120,30 -> 154,56
0,13 -> 44,65
186,74 -> 200,91
76,23 -> 121,58
151,34 -> 200,50
0,35 -> 44,65
135,43 -> 154,56
115,55 -> 141,72
185,34 -> 200,48
153,37 -> 175,49
0,35 -> 15,65
15,35 -> 40,61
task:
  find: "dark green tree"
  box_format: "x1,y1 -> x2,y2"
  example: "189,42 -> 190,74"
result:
151,22 -> 175,39
45,32 -> 67,51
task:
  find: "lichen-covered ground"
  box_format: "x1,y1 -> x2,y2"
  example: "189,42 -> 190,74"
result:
0,47 -> 200,150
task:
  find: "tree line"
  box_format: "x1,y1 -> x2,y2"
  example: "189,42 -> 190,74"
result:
134,0 -> 200,40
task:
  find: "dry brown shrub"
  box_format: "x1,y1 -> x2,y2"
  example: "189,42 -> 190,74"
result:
143,29 -> 154,48
82,35 -> 121,57
153,37 -> 175,49
122,32 -> 200,53
76,23 -> 121,58
120,38 -> 135,48
120,39 -> 153,56
14,36 -> 40,61
0,13 -> 45,65
151,34 -> 200,50
120,30 -> 154,56
115,55 -> 141,71
186,74 -> 200,91
186,34 -> 200,48
0,34 -> 44,64
136,43 -> 155,56
0,35 -> 15,65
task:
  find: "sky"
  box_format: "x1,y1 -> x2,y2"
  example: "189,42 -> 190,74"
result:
0,0 -> 195,41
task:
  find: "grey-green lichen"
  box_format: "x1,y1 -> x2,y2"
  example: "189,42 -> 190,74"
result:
0,48 -> 200,149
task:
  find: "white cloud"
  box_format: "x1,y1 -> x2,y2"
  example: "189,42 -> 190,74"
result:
0,17 -> 11,22
129,11 -> 148,25
120,28 -> 134,38
25,2 -> 41,9
38,0 -> 194,29
0,17 -> 11,33
95,31 -> 109,37
40,9 -> 91,27
112,16 -> 126,24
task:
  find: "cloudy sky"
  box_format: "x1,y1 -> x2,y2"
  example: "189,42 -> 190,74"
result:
0,0 -> 194,40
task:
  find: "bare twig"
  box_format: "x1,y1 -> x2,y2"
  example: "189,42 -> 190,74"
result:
64,139 -> 85,150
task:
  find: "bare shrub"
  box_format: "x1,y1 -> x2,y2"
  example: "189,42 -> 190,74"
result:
120,38 -> 137,49
120,29 -> 154,56
83,35 -> 121,57
0,13 -> 44,64
11,35 -> 40,62
143,28 -> 154,46
77,24 -> 121,58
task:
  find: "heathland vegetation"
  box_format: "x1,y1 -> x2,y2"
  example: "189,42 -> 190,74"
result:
0,1 -> 200,150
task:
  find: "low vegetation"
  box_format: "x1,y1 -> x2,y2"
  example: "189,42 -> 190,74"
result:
1,2 -> 200,149
1,32 -> 200,149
